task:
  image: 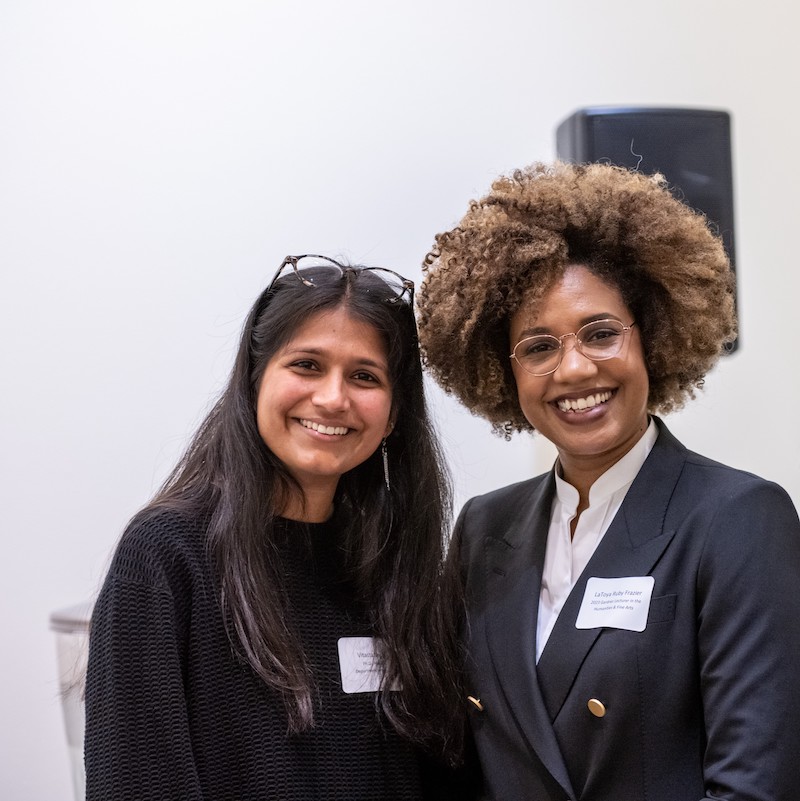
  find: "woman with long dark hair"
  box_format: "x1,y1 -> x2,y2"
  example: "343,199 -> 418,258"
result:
84,255 -> 466,800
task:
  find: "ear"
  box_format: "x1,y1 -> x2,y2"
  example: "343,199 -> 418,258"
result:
384,413 -> 396,438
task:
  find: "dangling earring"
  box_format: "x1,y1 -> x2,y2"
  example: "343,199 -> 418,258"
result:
381,438 -> 390,491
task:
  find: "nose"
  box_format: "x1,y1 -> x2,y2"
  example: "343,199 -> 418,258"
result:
312,372 -> 350,411
553,335 -> 597,379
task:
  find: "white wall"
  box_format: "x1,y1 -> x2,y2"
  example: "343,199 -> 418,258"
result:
2,1 -> 798,798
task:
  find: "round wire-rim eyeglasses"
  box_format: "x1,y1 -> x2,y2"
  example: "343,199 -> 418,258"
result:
268,254 -> 415,305
510,319 -> 636,376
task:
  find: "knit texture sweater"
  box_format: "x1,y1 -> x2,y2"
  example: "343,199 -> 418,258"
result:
84,508 -> 453,800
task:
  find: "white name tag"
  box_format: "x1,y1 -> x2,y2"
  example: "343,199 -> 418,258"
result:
337,636 -> 398,694
575,576 -> 655,632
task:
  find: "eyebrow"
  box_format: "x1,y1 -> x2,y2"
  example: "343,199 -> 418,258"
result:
515,313 -> 624,340
283,346 -> 389,372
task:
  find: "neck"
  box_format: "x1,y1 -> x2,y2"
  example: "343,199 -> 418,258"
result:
558,418 -> 650,519
279,484 -> 335,524
557,418 -> 651,507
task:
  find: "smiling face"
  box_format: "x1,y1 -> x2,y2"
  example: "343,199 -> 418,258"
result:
509,264 -> 650,488
256,305 -> 394,518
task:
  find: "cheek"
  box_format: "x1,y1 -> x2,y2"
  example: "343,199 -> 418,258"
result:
255,400 -> 278,445
512,370 -> 542,410
254,379 -> 295,439
634,372 -> 651,410
363,393 -> 393,432
627,343 -> 650,401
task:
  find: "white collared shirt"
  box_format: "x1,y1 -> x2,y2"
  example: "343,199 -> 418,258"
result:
535,419 -> 658,662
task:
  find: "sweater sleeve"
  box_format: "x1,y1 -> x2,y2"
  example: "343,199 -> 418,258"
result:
84,517 -> 206,801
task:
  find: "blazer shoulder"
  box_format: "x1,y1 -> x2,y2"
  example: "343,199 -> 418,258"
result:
461,472 -> 550,518
455,472 -> 552,559
652,432 -> 800,539
680,448 -> 796,504
653,418 -> 797,511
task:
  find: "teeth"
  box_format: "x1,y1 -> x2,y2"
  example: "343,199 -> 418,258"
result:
300,419 -> 349,436
556,391 -> 613,413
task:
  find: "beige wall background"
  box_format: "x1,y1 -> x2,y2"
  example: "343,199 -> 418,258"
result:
2,1 -> 798,798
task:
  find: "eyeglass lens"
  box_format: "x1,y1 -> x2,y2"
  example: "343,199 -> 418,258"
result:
273,255 -> 413,304
513,319 -> 628,375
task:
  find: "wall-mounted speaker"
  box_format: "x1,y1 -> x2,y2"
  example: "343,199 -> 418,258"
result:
555,106 -> 738,351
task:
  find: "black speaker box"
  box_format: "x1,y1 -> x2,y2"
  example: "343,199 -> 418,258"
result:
555,106 -> 738,350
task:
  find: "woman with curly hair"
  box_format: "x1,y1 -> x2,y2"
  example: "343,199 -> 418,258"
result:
84,255 -> 467,800
418,163 -> 800,801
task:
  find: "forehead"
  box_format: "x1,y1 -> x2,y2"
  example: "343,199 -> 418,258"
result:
283,307 -> 388,359
509,265 -> 631,339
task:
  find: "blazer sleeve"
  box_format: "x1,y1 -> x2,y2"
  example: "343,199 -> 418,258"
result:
697,478 -> 800,801
452,497 -> 479,586
84,522 -> 206,801
446,498 -> 490,800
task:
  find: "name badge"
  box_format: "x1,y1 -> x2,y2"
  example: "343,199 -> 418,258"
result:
575,576 -> 655,632
337,636 -> 398,694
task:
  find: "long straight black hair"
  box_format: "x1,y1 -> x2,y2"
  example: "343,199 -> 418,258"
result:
142,262 -> 464,761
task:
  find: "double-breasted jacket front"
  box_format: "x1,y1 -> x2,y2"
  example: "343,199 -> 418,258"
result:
457,420 -> 800,801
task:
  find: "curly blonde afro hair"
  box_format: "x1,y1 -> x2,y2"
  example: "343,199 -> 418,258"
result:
417,161 -> 737,436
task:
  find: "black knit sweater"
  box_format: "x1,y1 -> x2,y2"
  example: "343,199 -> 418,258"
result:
84,509 -> 454,800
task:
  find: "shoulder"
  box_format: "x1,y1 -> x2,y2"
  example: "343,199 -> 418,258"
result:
89,508 -> 217,679
454,473 -> 551,559
676,445 -> 797,515
461,473 -> 550,516
652,417 -> 797,512
104,505 -> 211,592
673,454 -> 800,619
651,424 -> 800,560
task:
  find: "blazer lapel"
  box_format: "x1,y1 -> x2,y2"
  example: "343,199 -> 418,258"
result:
482,473 -> 577,798
536,421 -> 687,722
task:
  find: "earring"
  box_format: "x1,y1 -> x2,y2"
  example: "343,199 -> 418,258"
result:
381,438 -> 390,491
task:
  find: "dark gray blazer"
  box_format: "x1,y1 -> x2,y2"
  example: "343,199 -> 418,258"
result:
457,419 -> 800,801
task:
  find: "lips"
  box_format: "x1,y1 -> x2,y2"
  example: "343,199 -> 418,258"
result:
299,418 -> 350,436
555,390 -> 614,413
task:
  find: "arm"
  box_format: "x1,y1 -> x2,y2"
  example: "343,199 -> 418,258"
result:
450,498 -> 476,589
697,480 -> 800,801
446,498 -> 490,800
84,525 -> 205,801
